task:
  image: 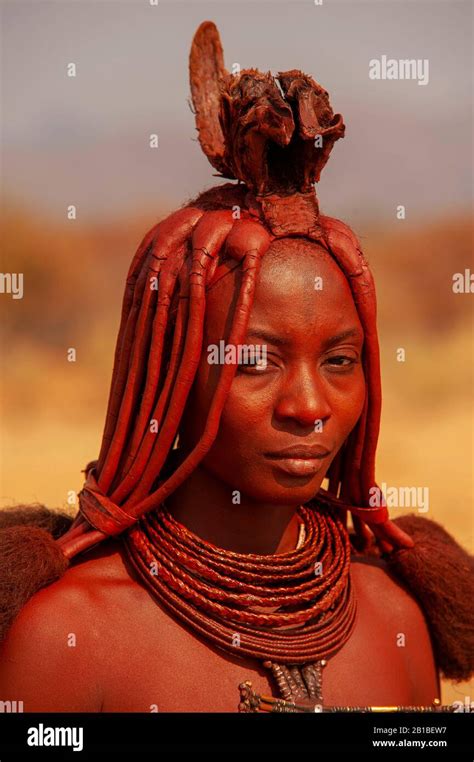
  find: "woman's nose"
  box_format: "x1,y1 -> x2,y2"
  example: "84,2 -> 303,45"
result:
273,364 -> 331,429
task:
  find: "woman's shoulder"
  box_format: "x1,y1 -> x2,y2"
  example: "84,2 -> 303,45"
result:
3,536 -> 134,631
0,537 -> 135,711
351,553 -> 440,696
351,553 -> 431,627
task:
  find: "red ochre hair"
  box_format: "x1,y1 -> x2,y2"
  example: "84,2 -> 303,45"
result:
64,190 -> 408,556
1,21 -> 473,681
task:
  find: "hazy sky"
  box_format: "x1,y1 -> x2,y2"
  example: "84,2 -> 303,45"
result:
1,0 -> 472,223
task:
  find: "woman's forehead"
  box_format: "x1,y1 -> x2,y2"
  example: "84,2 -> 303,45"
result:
257,243 -> 346,296
204,243 -> 362,343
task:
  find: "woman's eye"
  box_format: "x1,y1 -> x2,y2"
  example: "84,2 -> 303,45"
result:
237,358 -> 270,373
325,355 -> 358,370
236,350 -> 273,373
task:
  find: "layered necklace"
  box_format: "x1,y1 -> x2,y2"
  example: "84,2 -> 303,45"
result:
122,499 -> 356,712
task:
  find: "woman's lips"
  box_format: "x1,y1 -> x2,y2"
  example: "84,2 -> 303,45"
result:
264,454 -> 328,477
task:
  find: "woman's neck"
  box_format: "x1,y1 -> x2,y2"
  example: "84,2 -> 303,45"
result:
165,463 -> 301,555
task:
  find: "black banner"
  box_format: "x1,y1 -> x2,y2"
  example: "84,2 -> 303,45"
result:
0,711 -> 472,758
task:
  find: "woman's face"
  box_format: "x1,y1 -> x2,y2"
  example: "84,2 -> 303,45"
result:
179,239 -> 366,505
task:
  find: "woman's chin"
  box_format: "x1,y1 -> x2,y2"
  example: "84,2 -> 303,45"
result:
238,479 -> 324,507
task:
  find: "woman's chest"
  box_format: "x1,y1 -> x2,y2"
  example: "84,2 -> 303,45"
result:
100,596 -> 415,712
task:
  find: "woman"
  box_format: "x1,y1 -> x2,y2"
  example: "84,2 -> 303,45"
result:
0,21 -> 472,713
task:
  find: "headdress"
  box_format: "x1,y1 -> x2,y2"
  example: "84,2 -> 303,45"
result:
65,21 -> 413,556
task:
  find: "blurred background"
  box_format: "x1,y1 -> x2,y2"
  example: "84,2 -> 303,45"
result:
1,0 -> 472,705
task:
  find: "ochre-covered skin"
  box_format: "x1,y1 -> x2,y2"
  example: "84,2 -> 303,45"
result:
0,20 -> 472,711
0,539 -> 439,711
0,233 -> 440,711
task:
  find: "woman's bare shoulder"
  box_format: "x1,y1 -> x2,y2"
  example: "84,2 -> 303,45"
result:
4,537 -> 138,636
350,553 -> 440,702
351,553 -> 427,621
0,538 -> 136,711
